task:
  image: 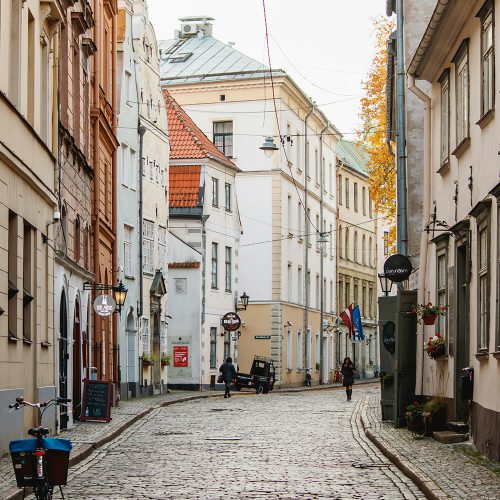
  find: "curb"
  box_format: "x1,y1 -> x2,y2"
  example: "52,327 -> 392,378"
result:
359,400 -> 450,500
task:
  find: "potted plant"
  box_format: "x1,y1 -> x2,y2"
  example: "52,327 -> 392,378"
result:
425,333 -> 446,359
411,302 -> 448,325
404,401 -> 425,435
161,352 -> 171,367
142,352 -> 153,367
423,397 -> 447,432
380,372 -> 393,389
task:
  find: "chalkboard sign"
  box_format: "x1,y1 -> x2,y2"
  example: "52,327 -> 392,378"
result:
80,379 -> 112,422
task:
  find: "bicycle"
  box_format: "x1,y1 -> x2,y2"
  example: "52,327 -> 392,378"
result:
8,397 -> 72,500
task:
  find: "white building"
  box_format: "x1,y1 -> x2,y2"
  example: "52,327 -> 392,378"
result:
165,91 -> 241,389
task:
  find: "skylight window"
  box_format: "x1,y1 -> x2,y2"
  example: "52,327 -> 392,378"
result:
170,52 -> 192,63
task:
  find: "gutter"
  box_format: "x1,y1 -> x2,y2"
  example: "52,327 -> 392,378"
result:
407,74 -> 431,396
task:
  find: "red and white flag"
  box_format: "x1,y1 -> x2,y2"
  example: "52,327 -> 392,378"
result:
339,304 -> 355,338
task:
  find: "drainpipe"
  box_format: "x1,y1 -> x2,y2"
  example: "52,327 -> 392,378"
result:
408,74 -> 432,396
137,124 -> 147,318
304,105 -> 314,371
319,122 -> 328,384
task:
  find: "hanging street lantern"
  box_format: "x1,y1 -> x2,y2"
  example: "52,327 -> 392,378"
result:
259,136 -> 279,158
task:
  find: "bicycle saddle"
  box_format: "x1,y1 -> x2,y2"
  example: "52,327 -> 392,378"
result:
28,427 -> 49,437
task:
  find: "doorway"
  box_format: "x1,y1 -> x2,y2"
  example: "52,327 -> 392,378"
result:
72,299 -> 82,420
152,312 -> 161,392
59,291 -> 69,430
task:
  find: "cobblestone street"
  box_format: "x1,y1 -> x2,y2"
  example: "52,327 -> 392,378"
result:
53,386 -> 423,499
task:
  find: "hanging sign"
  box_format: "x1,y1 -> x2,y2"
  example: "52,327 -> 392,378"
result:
221,312 -> 241,331
384,254 -> 413,283
93,294 -> 116,317
382,321 -> 396,353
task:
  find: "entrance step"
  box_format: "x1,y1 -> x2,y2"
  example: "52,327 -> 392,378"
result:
448,421 -> 469,434
433,431 -> 468,444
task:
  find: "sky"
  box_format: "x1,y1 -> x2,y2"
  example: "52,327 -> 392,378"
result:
148,0 -> 388,136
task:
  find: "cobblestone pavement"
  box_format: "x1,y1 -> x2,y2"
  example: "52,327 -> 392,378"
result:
362,394 -> 500,500
50,386 -> 424,499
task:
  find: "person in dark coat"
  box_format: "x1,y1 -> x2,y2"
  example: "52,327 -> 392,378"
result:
219,357 -> 237,398
341,357 -> 356,401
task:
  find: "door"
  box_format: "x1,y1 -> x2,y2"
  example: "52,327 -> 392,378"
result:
72,300 -> 82,420
455,243 -> 469,420
59,292 -> 69,430
152,313 -> 161,391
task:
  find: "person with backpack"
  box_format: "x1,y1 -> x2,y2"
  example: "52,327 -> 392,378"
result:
219,357 -> 237,398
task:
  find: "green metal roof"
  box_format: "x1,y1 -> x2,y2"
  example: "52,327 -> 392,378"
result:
336,139 -> 369,177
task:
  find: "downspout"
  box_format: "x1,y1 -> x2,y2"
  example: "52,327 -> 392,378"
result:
137,125 -> 147,318
319,122 -> 328,384
408,74 -> 431,396
304,105 -> 314,371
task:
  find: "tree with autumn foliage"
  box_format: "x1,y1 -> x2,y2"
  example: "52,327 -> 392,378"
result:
358,17 -> 396,249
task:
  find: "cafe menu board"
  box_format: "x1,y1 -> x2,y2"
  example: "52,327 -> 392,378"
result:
80,379 -> 112,422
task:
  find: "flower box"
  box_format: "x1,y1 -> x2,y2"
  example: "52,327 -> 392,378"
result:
161,360 -> 170,367
422,313 -> 437,325
142,359 -> 153,367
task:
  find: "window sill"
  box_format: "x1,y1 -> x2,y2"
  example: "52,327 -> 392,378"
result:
492,351 -> 500,359
475,351 -> 489,360
298,238 -> 304,244
307,243 -> 312,249
143,271 -> 154,277
41,341 -> 52,348
287,232 -> 294,239
225,209 -> 232,213
8,335 -> 21,343
476,108 -> 494,129
451,137 -> 471,158
23,338 -> 33,346
437,159 -> 450,175
125,275 -> 135,280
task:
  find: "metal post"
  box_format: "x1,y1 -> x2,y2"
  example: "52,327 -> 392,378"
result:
396,0 -> 408,256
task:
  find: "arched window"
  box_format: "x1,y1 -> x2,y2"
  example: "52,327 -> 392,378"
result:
74,215 -> 80,263
354,231 -> 358,262
345,228 -> 350,261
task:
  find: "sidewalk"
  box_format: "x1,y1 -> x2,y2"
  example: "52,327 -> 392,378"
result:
360,394 -> 500,500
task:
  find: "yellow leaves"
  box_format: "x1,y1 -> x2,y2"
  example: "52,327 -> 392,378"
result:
358,17 -> 397,252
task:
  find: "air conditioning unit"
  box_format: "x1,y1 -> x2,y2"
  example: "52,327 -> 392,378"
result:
181,23 -> 198,36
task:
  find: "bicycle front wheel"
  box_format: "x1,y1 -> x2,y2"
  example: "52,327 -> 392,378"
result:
33,480 -> 53,500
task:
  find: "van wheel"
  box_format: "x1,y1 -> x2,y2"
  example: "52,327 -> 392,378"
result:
256,384 -> 264,394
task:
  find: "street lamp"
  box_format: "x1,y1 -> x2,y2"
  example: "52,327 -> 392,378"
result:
378,273 -> 394,297
112,280 -> 128,314
238,292 -> 250,311
259,136 -> 279,158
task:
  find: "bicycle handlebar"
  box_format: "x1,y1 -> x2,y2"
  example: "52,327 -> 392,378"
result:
7,397 -> 71,410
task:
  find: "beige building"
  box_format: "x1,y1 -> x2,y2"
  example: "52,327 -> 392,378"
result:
0,0 -> 65,452
408,0 -> 500,460
336,140 -> 379,377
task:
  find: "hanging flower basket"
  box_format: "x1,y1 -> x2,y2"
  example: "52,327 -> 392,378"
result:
411,302 -> 448,324
426,333 -> 446,359
422,313 -> 437,325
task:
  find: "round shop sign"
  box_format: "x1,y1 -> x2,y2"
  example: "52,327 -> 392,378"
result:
221,312 -> 241,332
94,294 -> 116,317
384,254 -> 413,283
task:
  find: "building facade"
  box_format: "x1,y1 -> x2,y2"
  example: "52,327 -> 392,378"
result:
408,0 -> 500,460
165,91 -> 241,389
159,18 -> 340,387
0,0 -> 65,452
336,140 -> 379,378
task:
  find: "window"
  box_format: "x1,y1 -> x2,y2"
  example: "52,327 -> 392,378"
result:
305,328 -> 311,369
338,278 -> 344,311
362,187 -> 366,215
369,195 -> 373,218
142,318 -> 149,354
124,225 -> 133,277
296,132 -> 302,172
329,163 -> 333,194
436,249 -> 448,340
345,279 -> 350,310
354,183 -> 358,212
74,216 -> 81,263
225,246 -> 232,291
287,263 -> 293,302
315,333 -> 320,369
225,183 -> 231,211
480,2 -> 494,116
130,149 -> 137,189
454,42 -> 469,145
10,0 -> 22,106
27,11 -> 35,126
353,283 -> 358,307
338,174 -> 342,204
369,288 -> 374,318
210,327 -> 217,368
213,121 -> 233,157
478,222 -> 489,350
354,231 -> 358,262
142,220 -> 154,274
287,195 -> 293,233
212,178 -> 219,207
297,331 -> 303,370
158,226 -> 167,271
122,144 -> 131,187
297,202 -> 303,236
345,178 -> 349,208
298,266 -> 303,305
439,71 -> 450,165
322,157 -> 326,191
306,270 -> 311,305
211,243 -> 218,289
383,231 -> 390,256
329,224 -> 333,257
316,274 -> 320,309
369,237 -> 373,266
345,228 -> 350,261
23,223 -> 34,342
362,285 -> 366,316
40,35 -> 50,141
314,149 -> 319,184
286,327 -> 293,370
338,226 -> 343,258
224,331 -> 230,360
362,234 -> 366,265
330,280 -> 334,312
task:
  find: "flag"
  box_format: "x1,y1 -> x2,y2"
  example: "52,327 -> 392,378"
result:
339,304 -> 354,338
352,305 -> 365,341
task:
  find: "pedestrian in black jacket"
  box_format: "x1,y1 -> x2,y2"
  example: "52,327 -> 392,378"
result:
219,357 -> 237,398
341,357 -> 356,401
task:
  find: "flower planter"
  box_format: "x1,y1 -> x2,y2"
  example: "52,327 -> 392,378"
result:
406,415 -> 425,435
161,361 -> 170,367
142,360 -> 153,367
429,345 -> 446,359
422,313 -> 437,325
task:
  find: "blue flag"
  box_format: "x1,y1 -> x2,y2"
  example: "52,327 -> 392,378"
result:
352,305 -> 364,341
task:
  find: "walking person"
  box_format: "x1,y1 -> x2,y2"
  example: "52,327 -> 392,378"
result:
219,357 -> 237,398
341,357 -> 356,401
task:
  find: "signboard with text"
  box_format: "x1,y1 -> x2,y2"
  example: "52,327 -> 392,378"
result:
221,312 -> 241,331
81,379 -> 112,422
93,294 -> 116,317
173,346 -> 189,367
384,254 -> 413,283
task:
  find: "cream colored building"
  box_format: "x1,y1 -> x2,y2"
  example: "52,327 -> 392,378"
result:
336,140 -> 379,378
159,18 -> 340,387
408,0 -> 500,460
0,0 -> 64,452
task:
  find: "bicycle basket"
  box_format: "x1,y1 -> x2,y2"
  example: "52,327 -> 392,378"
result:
9,438 -> 72,487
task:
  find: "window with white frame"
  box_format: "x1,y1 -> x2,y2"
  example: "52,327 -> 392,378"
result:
287,327 -> 292,370
122,144 -> 131,187
329,224 -> 333,257
362,234 -> 366,265
158,225 -> 166,271
142,318 -> 149,353
330,280 -> 334,312
354,182 -> 358,212
354,231 -> 358,262
288,195 -> 293,233
298,266 -> 303,305
213,121 -> 233,157
130,148 -> 137,190
297,201 -> 303,236
439,70 -> 450,165
329,162 -> 333,194
225,246 -> 232,291
296,131 -> 302,172
455,42 -> 469,145
297,331 -> 303,370
480,2 -> 494,116
315,333 -> 320,369
124,225 -> 133,277
436,249 -> 448,340
210,327 -> 217,368
316,274 -> 320,309
225,183 -> 231,211
345,228 -> 350,261
478,221 -> 489,350
322,157 -> 326,191
345,178 -> 349,208
314,149 -> 319,184
338,226 -> 343,258
287,263 -> 293,302
142,220 -> 154,274
338,174 -> 343,204
211,242 -> 218,289
212,178 -> 219,207
305,328 -> 311,369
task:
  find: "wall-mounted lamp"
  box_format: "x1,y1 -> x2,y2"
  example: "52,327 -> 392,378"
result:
378,273 -> 394,297
236,292 -> 250,311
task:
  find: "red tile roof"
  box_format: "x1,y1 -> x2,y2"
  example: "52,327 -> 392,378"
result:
163,89 -> 239,171
169,165 -> 201,208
